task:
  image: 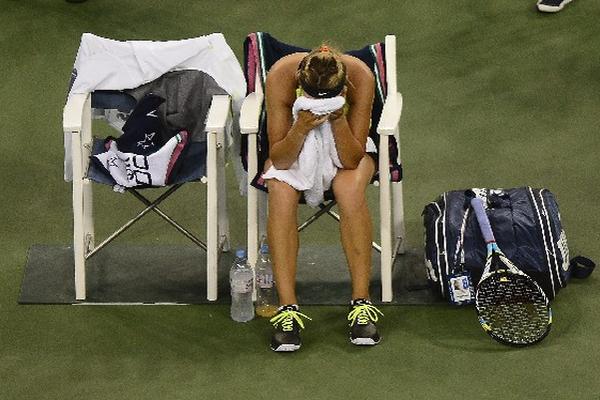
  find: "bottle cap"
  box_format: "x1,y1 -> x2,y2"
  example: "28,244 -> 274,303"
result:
235,249 -> 246,259
260,244 -> 269,254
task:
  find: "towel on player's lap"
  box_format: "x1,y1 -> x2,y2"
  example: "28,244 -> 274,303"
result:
262,96 -> 345,207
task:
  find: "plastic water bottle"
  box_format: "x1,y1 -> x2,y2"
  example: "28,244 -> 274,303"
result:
255,244 -> 278,318
230,249 -> 254,322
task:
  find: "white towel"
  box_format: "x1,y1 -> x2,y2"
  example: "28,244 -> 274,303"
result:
69,33 -> 245,106
263,96 -> 346,207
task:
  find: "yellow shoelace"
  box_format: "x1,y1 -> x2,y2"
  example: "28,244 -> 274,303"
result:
347,304 -> 384,326
270,309 -> 312,332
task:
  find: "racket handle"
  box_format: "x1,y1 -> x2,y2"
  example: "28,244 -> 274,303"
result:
470,197 -> 496,244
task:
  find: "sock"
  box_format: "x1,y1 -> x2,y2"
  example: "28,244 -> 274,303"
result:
278,304 -> 299,312
351,298 -> 372,307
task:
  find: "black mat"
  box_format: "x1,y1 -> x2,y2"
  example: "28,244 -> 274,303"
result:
19,244 -> 441,305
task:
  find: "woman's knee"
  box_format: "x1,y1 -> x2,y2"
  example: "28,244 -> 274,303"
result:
268,179 -> 299,198
267,179 -> 301,214
333,156 -> 374,203
334,182 -> 370,217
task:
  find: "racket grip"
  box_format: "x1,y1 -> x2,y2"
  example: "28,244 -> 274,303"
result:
470,197 -> 496,244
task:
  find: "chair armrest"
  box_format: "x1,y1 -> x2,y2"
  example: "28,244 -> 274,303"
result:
63,93 -> 90,132
240,92 -> 263,135
205,95 -> 231,134
376,92 -> 403,136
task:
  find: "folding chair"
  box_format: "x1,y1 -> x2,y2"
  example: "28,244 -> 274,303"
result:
239,32 -> 405,302
62,33 -> 245,301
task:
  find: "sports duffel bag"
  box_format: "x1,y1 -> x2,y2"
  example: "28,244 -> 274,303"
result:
422,187 -> 571,303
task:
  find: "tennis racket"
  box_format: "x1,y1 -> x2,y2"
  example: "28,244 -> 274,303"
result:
470,195 -> 552,346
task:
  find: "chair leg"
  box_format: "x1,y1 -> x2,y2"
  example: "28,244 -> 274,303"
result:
392,181 -> 406,255
70,94 -> 93,301
246,134 -> 259,300
380,183 -> 393,303
73,180 -> 86,301
83,178 -> 94,251
206,132 -> 218,301
217,132 -> 230,252
247,185 -> 259,268
378,135 -> 393,303
80,95 -> 95,253
71,132 -> 86,301
393,115 -> 405,255
246,134 -> 259,268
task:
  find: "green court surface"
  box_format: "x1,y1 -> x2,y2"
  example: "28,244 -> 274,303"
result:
1,1 -> 599,399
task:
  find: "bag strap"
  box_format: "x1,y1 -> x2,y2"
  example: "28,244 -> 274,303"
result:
570,256 -> 596,279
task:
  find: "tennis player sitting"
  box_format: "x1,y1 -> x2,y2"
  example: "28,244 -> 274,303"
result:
263,43 -> 384,352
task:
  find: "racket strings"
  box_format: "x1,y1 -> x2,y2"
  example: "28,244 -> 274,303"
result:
477,273 -> 550,345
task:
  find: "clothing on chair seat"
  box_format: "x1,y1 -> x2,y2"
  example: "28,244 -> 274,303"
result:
126,70 -> 229,144
262,96 -> 376,207
86,90 -> 208,187
93,93 -> 190,188
114,93 -> 170,155
93,131 -> 189,188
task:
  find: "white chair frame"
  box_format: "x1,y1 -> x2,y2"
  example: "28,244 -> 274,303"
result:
63,93 -> 232,302
240,35 -> 405,302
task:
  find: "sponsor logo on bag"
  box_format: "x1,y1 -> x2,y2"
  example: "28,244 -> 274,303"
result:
558,230 -> 569,271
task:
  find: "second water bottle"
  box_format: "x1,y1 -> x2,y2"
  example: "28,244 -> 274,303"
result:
255,244 -> 278,318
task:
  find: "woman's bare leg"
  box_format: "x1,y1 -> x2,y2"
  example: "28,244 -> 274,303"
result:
331,155 -> 376,300
266,177 -> 302,305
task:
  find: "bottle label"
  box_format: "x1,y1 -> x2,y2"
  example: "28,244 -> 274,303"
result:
257,273 -> 274,289
231,277 -> 253,294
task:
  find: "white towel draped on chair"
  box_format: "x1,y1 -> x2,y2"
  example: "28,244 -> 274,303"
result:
262,95 -> 345,207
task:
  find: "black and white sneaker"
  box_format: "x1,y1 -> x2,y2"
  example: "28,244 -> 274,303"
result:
537,0 -> 572,13
347,299 -> 384,346
269,305 -> 312,352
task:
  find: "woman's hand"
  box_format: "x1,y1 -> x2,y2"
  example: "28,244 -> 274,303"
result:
294,110 -> 329,134
328,107 -> 345,122
329,87 -> 347,122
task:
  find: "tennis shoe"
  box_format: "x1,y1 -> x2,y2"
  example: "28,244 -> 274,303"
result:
537,0 -> 572,13
269,304 -> 311,352
347,299 -> 383,346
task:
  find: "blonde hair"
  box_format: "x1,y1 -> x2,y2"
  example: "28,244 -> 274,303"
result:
297,43 -> 346,97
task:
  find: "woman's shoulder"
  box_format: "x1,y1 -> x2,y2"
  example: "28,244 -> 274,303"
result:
266,53 -> 306,104
341,54 -> 374,83
269,52 -> 308,76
